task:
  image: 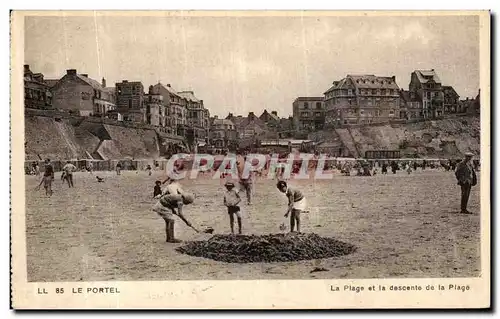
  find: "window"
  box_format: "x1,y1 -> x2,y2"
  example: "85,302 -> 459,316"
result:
389,110 -> 394,116
316,102 -> 322,109
381,89 -> 386,95
427,92 -> 431,99
390,89 -> 394,95
360,110 -> 364,115
372,89 -> 376,95
304,102 -> 309,109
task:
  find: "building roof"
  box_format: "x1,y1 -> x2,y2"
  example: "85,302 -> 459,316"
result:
260,110 -> 280,122
348,75 -> 399,90
294,97 -> 324,102
325,75 -> 400,93
44,79 -> 59,88
177,91 -> 200,103
212,118 -> 235,126
77,74 -> 105,92
235,117 -> 267,132
153,83 -> 181,98
442,85 -> 459,98
414,69 -> 441,84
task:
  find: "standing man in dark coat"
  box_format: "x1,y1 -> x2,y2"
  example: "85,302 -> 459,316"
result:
455,152 -> 477,214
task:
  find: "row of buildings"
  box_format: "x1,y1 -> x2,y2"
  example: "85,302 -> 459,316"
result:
24,65 -> 211,146
293,69 -> 480,131
25,65 -> 480,153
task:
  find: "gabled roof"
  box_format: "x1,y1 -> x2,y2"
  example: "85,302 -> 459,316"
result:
177,91 -> 200,103
414,70 -> 441,84
260,110 -> 280,122
324,79 -> 346,94
44,79 -> 59,88
152,83 -> 181,98
233,116 -> 267,131
76,74 -> 104,92
442,86 -> 459,98
268,112 -> 279,121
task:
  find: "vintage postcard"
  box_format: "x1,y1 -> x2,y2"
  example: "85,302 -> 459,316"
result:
10,10 -> 490,309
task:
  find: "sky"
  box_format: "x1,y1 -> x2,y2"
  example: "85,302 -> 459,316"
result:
24,13 -> 480,118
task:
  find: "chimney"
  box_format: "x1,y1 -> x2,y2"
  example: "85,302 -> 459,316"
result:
167,84 -> 171,87
248,112 -> 255,119
24,64 -> 30,72
391,76 -> 396,81
214,115 -> 218,119
149,85 -> 153,94
431,68 -> 434,71
81,74 -> 88,78
122,80 -> 128,83
67,69 -> 77,75
101,77 -> 106,87
271,111 -> 278,116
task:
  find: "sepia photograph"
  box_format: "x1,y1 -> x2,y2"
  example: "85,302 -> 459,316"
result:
10,10 -> 490,309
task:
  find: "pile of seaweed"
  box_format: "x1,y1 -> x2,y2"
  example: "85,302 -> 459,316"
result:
176,233 -> 356,263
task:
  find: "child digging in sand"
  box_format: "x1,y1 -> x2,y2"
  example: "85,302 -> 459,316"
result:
223,181 -> 242,234
153,179 -> 199,243
277,180 -> 308,233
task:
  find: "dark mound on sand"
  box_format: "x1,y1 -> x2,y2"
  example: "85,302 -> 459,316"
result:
176,233 -> 356,263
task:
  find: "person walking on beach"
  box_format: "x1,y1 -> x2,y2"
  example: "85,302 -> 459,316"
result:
223,181 -> 243,234
116,162 -> 122,175
237,156 -> 253,205
36,159 -> 54,197
62,161 -> 77,188
455,152 -> 477,214
381,162 -> 388,174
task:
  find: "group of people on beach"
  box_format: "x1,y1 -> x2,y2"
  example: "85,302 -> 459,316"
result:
149,156 -> 310,243
31,150 -> 479,242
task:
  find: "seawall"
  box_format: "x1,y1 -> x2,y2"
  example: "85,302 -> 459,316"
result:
25,113 -> 185,161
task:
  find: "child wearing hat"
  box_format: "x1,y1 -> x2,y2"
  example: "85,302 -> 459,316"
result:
223,181 -> 243,234
276,180 -> 308,233
153,177 -> 199,243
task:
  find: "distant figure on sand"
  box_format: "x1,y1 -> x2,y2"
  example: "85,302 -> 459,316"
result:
153,180 -> 162,198
391,161 -> 398,174
31,162 -> 40,176
237,156 -> 253,205
116,162 -> 122,175
381,162 -> 388,174
455,152 -> 477,214
36,159 -> 54,197
277,180 -> 308,233
86,162 -> 94,174
153,178 -> 199,243
146,164 -> 152,176
62,161 -> 77,188
223,181 -> 242,234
